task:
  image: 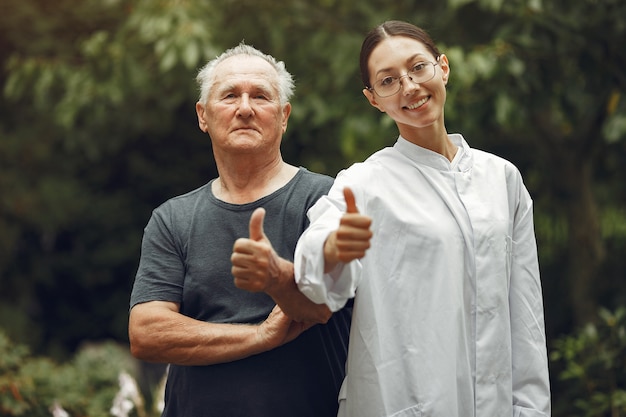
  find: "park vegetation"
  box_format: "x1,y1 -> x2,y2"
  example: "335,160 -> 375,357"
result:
1,0 -> 625,415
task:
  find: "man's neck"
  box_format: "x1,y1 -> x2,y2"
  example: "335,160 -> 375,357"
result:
213,156 -> 298,204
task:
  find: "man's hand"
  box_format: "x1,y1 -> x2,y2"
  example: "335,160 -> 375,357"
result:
232,207 -> 286,293
323,187 -> 372,272
232,208 -> 332,324
256,305 -> 312,349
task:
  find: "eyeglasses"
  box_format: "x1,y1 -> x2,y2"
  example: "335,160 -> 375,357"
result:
369,61 -> 439,97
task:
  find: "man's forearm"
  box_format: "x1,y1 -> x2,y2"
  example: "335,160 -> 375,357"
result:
265,257 -> 332,324
129,302 -> 284,366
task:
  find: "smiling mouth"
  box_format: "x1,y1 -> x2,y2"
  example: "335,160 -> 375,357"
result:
405,96 -> 430,110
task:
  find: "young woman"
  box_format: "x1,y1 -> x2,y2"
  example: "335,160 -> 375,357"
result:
294,21 -> 551,417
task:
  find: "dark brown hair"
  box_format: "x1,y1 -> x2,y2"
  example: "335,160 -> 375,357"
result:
360,21 -> 441,88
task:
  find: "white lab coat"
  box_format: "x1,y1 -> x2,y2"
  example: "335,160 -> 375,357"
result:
295,135 -> 550,417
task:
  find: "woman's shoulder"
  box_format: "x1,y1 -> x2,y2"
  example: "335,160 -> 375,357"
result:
469,145 -> 522,174
353,146 -> 401,170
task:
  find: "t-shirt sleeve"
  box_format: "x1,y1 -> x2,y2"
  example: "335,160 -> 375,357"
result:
130,204 -> 186,308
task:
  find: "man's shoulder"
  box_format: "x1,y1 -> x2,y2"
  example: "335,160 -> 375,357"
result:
295,167 -> 334,191
153,181 -> 213,216
298,167 -> 333,182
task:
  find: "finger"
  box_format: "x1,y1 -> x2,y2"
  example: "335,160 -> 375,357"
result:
249,207 -> 266,241
343,187 -> 358,214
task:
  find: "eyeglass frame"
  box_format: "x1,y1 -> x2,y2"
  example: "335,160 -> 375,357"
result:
367,57 -> 441,98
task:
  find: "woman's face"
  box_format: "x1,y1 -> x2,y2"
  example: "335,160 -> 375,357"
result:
363,36 -> 449,133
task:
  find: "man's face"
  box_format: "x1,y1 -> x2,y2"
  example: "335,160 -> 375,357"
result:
196,55 -> 291,155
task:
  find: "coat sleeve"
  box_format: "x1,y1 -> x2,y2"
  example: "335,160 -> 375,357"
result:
294,173 -> 362,312
509,178 -> 551,416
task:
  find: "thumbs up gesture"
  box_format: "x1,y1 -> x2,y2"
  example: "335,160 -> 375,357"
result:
232,208 -> 333,323
231,207 -> 281,293
323,187 -> 373,272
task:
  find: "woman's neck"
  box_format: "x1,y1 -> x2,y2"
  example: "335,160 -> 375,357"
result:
398,122 -> 457,162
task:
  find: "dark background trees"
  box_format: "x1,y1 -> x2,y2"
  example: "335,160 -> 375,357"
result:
1,0 -> 625,413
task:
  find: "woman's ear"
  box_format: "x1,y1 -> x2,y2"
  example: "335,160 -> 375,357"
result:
439,54 -> 450,85
362,88 -> 386,113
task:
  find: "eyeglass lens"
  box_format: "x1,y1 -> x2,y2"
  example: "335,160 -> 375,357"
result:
373,62 -> 436,97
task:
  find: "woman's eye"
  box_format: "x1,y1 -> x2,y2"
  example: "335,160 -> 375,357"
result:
412,63 -> 426,72
380,76 -> 395,86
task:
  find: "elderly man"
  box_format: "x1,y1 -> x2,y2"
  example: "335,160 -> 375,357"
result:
128,43 -> 351,417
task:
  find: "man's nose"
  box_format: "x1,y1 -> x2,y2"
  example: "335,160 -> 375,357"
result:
236,94 -> 254,117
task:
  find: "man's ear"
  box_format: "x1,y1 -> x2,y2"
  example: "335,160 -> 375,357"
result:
281,102 -> 292,133
362,88 -> 386,113
196,102 -> 209,133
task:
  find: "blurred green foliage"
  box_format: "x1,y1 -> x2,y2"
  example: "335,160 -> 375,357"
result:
551,307 -> 626,416
0,0 -> 625,415
0,330 -> 161,417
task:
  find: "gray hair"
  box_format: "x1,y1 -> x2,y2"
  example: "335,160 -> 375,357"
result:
196,43 -> 295,106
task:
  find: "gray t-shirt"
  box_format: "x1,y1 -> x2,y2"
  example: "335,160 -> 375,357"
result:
131,167 -> 351,417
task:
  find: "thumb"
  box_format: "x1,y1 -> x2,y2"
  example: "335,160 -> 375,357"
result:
249,207 -> 266,241
343,187 -> 358,214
